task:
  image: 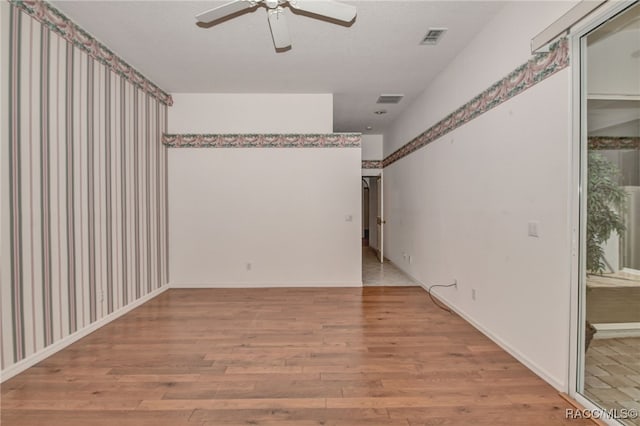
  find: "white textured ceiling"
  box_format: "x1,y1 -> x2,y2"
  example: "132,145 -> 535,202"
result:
50,1 -> 504,133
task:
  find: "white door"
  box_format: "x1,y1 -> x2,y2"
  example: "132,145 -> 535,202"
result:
376,174 -> 384,263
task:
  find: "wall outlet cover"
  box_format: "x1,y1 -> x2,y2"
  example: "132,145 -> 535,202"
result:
528,221 -> 540,238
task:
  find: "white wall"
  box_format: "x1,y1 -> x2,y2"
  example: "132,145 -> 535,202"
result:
590,120 -> 640,137
361,134 -> 383,161
169,93 -> 333,133
588,27 -> 640,97
362,134 -> 383,176
383,1 -> 577,391
168,94 -> 362,287
384,1 -> 577,157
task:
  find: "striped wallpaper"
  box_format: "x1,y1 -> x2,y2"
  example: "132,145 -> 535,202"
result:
1,2 -> 169,371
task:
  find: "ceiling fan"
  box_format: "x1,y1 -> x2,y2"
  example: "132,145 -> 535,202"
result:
196,0 -> 357,51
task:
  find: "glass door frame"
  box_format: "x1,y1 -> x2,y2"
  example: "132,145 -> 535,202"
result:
568,1 -> 640,422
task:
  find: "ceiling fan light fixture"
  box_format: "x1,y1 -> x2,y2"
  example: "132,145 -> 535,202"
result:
265,0 -> 279,9
196,0 -> 357,51
374,110 -> 387,115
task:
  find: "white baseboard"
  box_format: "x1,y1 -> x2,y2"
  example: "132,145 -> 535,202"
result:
0,285 -> 169,383
390,270 -> 566,392
169,281 -> 363,288
385,261 -> 566,391
593,322 -> 640,339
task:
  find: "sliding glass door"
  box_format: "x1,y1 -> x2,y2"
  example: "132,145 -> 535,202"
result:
577,2 -> 640,424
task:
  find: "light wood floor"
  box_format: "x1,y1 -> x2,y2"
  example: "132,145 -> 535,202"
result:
1,287 -> 590,426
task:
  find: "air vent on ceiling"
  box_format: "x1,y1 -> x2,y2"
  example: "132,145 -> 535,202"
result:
376,94 -> 404,104
420,28 -> 447,45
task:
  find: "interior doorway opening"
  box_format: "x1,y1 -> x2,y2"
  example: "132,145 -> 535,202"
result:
362,178 -> 370,246
361,174 -> 382,261
360,173 -> 416,287
361,176 -> 378,253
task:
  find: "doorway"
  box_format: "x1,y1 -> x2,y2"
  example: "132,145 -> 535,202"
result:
360,174 -> 416,286
361,174 -> 382,261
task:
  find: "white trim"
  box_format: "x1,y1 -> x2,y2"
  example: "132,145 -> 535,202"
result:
391,266 -> 567,391
572,392 -> 626,426
169,281 -> 363,288
0,286 -> 169,383
593,322 -> 640,339
531,0 -> 607,53
567,1 -> 640,420
362,168 -> 382,176
568,28 -> 583,398
587,94 -> 640,101
577,21 -> 591,395
413,280 -> 566,390
568,1 -> 639,39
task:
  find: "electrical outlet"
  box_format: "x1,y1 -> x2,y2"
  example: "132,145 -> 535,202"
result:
453,279 -> 458,289
246,262 -> 252,271
528,221 -> 540,238
471,288 -> 477,301
408,255 -> 412,264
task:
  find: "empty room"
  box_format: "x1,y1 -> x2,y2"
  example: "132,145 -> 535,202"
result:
1,0 -> 639,425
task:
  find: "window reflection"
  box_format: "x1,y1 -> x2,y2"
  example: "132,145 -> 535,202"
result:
582,4 -> 640,424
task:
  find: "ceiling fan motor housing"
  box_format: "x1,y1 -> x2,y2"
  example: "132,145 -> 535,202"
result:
265,0 -> 281,9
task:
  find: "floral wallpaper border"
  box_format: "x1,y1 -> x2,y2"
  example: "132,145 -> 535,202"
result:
588,136 -> 640,150
362,160 -> 382,169
162,133 -> 362,148
383,39 -> 569,167
11,0 -> 173,106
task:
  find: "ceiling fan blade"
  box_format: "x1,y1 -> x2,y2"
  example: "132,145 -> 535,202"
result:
268,8 -> 292,49
196,0 -> 257,23
288,0 -> 356,22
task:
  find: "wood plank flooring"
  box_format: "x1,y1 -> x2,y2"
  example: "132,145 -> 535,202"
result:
1,287 -> 590,425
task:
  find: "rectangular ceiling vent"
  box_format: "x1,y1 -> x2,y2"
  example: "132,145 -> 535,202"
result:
376,94 -> 404,104
420,28 -> 447,45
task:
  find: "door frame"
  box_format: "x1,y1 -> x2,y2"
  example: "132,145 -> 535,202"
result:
567,1 -> 639,420
361,178 -> 370,244
361,172 -> 384,263
376,173 -> 384,263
